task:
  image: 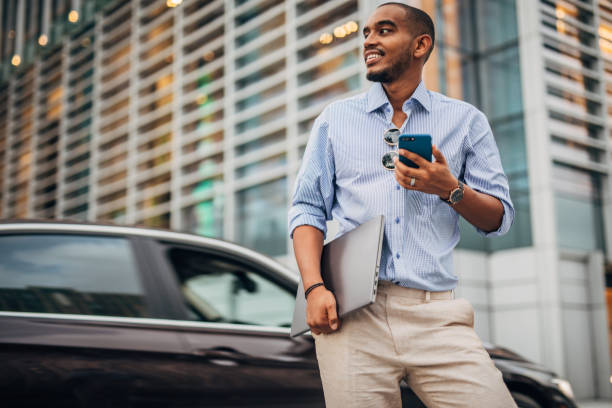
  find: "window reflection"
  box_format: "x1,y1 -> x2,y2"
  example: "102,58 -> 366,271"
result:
599,24 -> 612,55
235,60 -> 286,90
298,75 -> 360,109
551,137 -> 600,163
236,178 -> 287,256
298,49 -> 359,85
182,194 -> 224,238
235,0 -> 283,26
182,154 -> 223,179
235,129 -> 286,156
236,13 -> 285,47
140,36 -> 173,61
0,234 -> 149,317
296,0 -> 357,38
297,0 -> 329,15
553,164 -> 604,251
235,153 -> 286,179
166,247 -> 293,326
235,83 -> 285,112
183,47 -> 224,73
236,37 -> 286,69
235,107 -> 285,133
103,44 -> 130,66
183,131 -> 223,155
184,4 -> 223,37
143,212 -> 170,229
140,7 -> 172,35
297,28 -> 357,62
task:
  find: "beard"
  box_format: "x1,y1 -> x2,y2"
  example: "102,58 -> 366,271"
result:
366,48 -> 413,83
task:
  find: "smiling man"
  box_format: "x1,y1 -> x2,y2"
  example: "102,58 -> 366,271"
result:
289,2 -> 516,407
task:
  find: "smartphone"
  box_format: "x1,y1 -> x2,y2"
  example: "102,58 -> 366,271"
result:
398,134 -> 432,168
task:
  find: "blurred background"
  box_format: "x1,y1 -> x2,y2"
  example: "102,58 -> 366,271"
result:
0,0 -> 611,402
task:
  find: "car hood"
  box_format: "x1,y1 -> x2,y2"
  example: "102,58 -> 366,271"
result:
483,342 -> 557,377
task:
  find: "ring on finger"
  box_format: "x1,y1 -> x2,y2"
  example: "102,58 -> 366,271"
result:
410,177 -> 416,187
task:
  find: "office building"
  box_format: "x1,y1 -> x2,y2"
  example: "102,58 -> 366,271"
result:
0,0 -> 611,399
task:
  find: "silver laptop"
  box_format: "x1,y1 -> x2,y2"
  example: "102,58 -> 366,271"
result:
290,215 -> 385,337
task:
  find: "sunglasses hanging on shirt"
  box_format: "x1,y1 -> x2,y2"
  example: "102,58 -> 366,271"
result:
382,128 -> 400,170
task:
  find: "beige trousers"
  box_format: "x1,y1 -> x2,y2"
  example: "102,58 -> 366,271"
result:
313,281 -> 517,408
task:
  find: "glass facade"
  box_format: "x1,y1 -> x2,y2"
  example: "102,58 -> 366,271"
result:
421,0 -> 532,251
542,0 -> 608,255
0,0 -> 362,256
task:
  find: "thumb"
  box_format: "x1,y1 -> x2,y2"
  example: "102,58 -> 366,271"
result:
433,145 -> 447,165
327,301 -> 339,330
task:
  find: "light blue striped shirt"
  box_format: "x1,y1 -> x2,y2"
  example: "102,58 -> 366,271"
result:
289,81 -> 514,291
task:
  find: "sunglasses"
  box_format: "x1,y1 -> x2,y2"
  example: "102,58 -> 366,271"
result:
382,128 -> 400,170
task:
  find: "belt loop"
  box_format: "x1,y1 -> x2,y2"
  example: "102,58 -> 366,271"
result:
425,291 -> 431,302
451,289 -> 455,300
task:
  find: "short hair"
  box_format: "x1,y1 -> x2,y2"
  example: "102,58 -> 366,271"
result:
378,2 -> 435,61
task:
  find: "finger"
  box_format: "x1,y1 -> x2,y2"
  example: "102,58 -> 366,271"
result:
432,145 -> 447,165
398,149 -> 428,168
327,300 -> 339,330
311,328 -> 321,335
394,167 -> 418,190
393,156 -> 424,177
395,172 -> 409,189
395,172 -> 413,189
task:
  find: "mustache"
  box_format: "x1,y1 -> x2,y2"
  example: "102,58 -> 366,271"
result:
364,47 -> 385,56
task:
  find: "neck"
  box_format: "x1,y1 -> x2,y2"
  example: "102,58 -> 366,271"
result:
382,69 -> 422,111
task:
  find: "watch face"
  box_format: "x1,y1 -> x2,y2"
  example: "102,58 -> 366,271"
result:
450,188 -> 464,203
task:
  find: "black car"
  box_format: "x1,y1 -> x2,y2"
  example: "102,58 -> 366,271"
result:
0,220 -> 577,408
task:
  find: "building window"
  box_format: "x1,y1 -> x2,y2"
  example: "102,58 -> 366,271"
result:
553,164 -> 605,251
236,178 -> 287,257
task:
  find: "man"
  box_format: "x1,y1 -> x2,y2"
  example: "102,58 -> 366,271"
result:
288,2 -> 517,408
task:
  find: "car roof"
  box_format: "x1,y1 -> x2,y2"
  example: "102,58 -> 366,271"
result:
0,219 -> 299,284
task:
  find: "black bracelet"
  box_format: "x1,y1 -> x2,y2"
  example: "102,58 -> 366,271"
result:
304,282 -> 325,299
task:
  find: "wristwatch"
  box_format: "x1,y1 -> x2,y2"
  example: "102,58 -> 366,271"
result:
442,181 -> 464,206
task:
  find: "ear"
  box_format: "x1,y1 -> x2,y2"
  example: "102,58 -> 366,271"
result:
413,34 -> 432,60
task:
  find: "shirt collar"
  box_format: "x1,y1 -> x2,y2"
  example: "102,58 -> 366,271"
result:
365,80 -> 431,113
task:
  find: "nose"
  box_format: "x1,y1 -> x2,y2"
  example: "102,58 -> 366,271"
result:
363,32 -> 377,49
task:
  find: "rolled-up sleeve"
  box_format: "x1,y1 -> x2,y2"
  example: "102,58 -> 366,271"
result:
463,110 -> 515,237
288,110 -> 335,239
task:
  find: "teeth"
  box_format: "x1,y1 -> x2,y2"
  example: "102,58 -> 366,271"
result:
366,54 -> 380,61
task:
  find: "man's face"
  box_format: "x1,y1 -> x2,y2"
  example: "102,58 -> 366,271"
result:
363,5 -> 415,83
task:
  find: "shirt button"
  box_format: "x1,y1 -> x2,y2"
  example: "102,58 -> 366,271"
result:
396,253 -> 400,259
396,185 -> 400,190
395,217 -> 400,224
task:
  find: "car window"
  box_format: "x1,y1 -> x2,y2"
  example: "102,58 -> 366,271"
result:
0,234 -> 151,318
165,246 -> 294,327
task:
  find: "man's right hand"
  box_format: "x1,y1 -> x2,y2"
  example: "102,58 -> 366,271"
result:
306,286 -> 339,335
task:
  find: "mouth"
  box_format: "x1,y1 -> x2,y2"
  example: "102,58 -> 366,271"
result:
364,50 -> 384,67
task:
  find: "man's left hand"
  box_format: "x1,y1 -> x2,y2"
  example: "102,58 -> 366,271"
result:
394,145 -> 457,199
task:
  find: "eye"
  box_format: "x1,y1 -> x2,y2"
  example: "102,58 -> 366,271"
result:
380,28 -> 391,34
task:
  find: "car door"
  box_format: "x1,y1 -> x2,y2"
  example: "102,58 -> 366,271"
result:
0,230 -> 190,408
146,238 -> 325,408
